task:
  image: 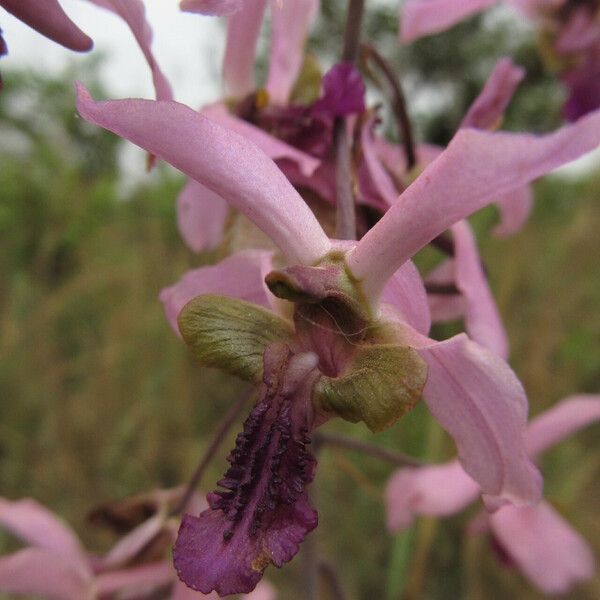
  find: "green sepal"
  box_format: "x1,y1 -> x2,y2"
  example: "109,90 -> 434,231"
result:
177,295 -> 294,382
314,344 -> 427,432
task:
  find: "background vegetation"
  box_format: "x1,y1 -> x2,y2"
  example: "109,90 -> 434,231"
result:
0,5 -> 599,598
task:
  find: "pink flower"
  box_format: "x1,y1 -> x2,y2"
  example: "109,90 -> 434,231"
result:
385,395 -> 600,594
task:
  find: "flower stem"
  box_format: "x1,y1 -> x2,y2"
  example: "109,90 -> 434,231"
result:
171,389 -> 252,516
314,432 -> 423,467
361,43 -> 417,171
334,0 -> 365,240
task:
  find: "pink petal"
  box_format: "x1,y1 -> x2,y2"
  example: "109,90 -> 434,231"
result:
425,259 -> 466,322
95,561 -> 174,596
490,502 -> 595,594
75,85 -> 331,265
0,0 -> 92,51
0,548 -> 89,600
202,103 -> 320,177
244,580 -> 278,600
223,0 -> 268,98
180,0 -> 242,16
460,58 -> 525,130
348,107 -> 600,301
0,498 -> 85,564
451,220 -> 508,358
177,179 -> 229,252
555,8 -> 600,54
173,578 -> 220,599
89,0 -> 173,101
404,331 -> 542,506
400,0 -> 498,43
159,250 -> 276,333
492,185 -> 534,237
380,260 -> 431,335
100,514 -> 165,570
385,460 -> 480,531
526,395 -> 600,459
266,0 -> 318,105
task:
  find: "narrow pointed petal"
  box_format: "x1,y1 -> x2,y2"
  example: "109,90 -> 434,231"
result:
403,332 -> 542,505
76,85 -> 331,264
385,460 -> 480,531
526,395 -> 600,458
177,179 -> 229,252
160,250 -> 276,333
0,498 -> 84,562
180,0 -> 242,16
202,103 -> 320,177
451,220 -> 508,358
380,260 -> 431,335
95,562 -> 174,596
0,548 -> 89,600
400,0 -> 497,43
223,0 -> 268,98
89,0 -> 173,101
266,0 -> 318,105
0,0 -> 92,51
349,107 -> 600,301
492,185 -> 533,237
490,502 -> 595,594
460,58 -> 524,131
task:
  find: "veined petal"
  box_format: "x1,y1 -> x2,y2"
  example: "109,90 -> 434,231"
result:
526,395 -> 600,459
0,0 -> 92,51
400,0 -> 498,43
75,85 -> 331,264
0,498 -> 86,565
385,460 -> 480,531
202,103 -> 320,177
460,58 -> 524,131
490,502 -> 595,594
266,0 -> 319,105
492,185 -> 533,237
89,0 -> 173,101
349,107 -> 600,302
160,250 -> 276,333
451,220 -> 508,358
0,548 -> 89,600
223,0 -> 267,98
401,331 -> 542,506
180,0 -> 242,16
177,179 -> 229,252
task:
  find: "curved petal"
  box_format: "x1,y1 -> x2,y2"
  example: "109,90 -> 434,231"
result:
89,0 -> 173,101
180,0 -> 242,16
385,460 -> 480,531
223,0 -> 268,98
400,0 -> 497,43
177,179 -> 229,252
159,250 -> 276,333
0,548 -> 89,600
0,0 -> 92,51
460,58 -> 524,131
451,220 -> 508,358
349,107 -> 600,302
380,260 -> 431,335
95,561 -> 174,596
490,502 -> 595,594
425,259 -> 466,322
526,395 -> 600,459
0,498 -> 85,564
266,0 -> 318,105
202,103 -> 320,177
400,331 -> 542,506
75,85 -> 331,265
492,185 -> 533,237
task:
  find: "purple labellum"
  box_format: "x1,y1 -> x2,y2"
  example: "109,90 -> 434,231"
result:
562,53 -> 600,121
173,344 -> 319,596
312,62 -> 366,118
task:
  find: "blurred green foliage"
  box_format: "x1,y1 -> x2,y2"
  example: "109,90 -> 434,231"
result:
0,20 -> 599,600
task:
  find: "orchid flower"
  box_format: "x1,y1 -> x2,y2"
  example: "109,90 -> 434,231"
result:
385,395 -> 600,595
75,81 -> 600,592
400,0 -> 600,119
0,494 -> 276,599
